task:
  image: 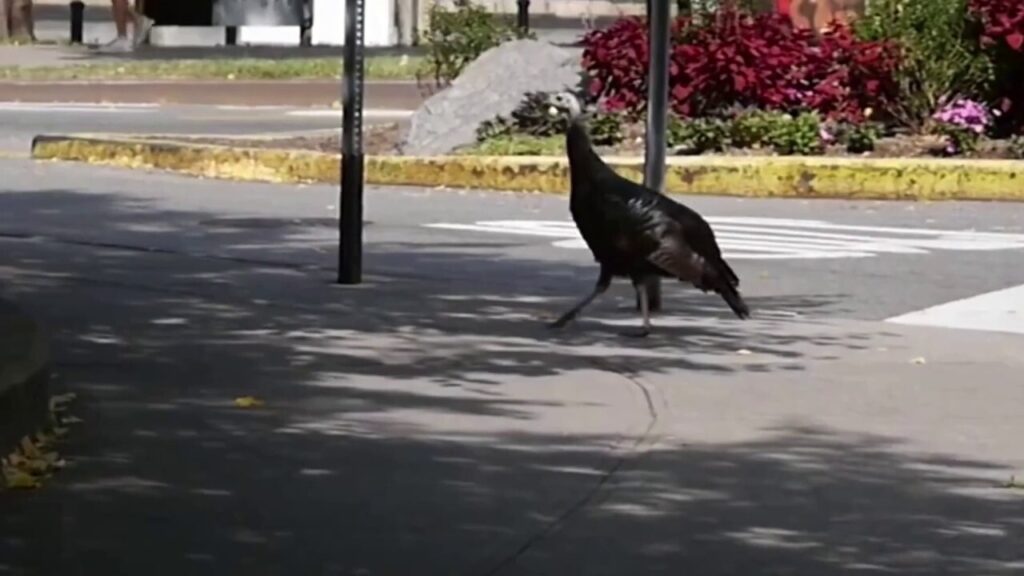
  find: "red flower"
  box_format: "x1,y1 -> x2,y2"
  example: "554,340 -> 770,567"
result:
580,8 -> 899,121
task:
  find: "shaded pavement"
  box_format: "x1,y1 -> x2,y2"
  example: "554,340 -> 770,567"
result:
0,158 -> 1022,575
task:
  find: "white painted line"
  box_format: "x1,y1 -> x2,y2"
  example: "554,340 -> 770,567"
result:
286,109 -> 414,119
215,105 -> 293,111
886,283 -> 1024,335
425,218 -> 1024,261
708,217 -> 1024,240
0,101 -> 161,108
0,102 -> 159,114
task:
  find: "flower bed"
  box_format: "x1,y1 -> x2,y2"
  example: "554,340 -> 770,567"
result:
465,2 -> 1024,160
164,120 -> 1024,161
581,11 -> 899,123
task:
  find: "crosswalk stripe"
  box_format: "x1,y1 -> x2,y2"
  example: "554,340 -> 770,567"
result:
886,283 -> 1024,335
425,218 -> 1024,261
0,102 -> 159,113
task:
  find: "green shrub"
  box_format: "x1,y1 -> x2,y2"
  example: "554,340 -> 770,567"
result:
668,116 -> 731,153
511,91 -> 570,136
588,110 -> 626,146
419,0 -> 532,88
841,122 -> 882,154
729,109 -> 788,149
477,91 -> 624,146
1008,135 -> 1024,159
476,116 -> 515,142
726,109 -> 824,155
764,112 -> 825,156
855,0 -> 993,131
935,124 -> 982,155
465,134 -> 564,156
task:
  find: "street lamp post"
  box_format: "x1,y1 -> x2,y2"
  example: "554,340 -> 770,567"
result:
639,0 -> 672,313
338,0 -> 366,285
70,1 -> 85,44
517,0 -> 530,33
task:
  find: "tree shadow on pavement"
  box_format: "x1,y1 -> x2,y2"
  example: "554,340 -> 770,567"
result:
1,186 -> 1017,575
508,424 -> 1024,576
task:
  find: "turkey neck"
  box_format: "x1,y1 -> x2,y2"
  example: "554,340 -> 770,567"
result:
566,116 -> 616,192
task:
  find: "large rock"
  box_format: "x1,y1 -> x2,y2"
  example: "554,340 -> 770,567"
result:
400,39 -> 583,156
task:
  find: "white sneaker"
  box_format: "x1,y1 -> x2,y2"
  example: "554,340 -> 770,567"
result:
133,15 -> 154,47
96,36 -> 134,53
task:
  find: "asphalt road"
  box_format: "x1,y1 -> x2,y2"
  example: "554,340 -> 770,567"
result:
1,158 -> 1022,575
0,101 -> 408,155
4,156 -> 1024,322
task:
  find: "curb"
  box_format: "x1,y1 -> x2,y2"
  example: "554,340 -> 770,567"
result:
0,298 -> 51,454
30,133 -> 1024,201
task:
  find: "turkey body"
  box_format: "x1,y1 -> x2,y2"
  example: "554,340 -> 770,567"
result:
549,114 -> 749,334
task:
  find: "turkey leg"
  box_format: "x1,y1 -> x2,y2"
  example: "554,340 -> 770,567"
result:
623,276 -> 653,338
548,269 -> 612,329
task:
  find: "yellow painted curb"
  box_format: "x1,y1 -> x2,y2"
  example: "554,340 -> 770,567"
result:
29,134 -> 1024,201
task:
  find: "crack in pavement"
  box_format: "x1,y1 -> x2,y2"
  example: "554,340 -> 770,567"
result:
477,359 -> 668,576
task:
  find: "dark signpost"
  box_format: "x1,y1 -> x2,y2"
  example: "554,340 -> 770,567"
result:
70,1 -> 85,44
338,0 -> 366,285
640,0 -> 672,312
517,0 -> 530,33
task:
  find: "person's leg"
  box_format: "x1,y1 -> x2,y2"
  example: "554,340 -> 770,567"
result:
130,0 -> 154,47
111,0 -> 130,39
100,0 -> 151,51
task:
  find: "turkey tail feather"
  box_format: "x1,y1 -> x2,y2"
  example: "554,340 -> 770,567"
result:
703,259 -> 749,319
719,259 -> 740,287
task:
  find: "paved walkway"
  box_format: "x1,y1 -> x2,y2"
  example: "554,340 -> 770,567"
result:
0,297 -> 49,452
0,79 -> 422,107
0,43 -> 425,107
0,158 -> 1022,574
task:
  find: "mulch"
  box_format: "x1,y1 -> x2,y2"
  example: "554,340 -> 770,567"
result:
161,122 -> 1023,160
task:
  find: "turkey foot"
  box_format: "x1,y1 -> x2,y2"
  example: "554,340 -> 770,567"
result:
619,327 -> 651,338
548,270 -> 611,330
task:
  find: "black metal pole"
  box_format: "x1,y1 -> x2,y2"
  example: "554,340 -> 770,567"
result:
339,0 -> 366,285
517,0 -> 530,33
639,0 -> 671,313
298,0 -> 311,47
70,1 -> 84,44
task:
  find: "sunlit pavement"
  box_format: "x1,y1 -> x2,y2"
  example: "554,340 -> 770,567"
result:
1,158 -> 1022,575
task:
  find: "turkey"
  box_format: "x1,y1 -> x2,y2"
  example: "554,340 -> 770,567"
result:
545,91 -> 750,337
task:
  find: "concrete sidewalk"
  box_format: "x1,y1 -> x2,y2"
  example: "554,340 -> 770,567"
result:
2,218 -> 1021,575
0,79 -> 422,107
0,225 -> 657,574
0,44 -> 426,107
0,297 -> 50,453
0,161 -> 1022,574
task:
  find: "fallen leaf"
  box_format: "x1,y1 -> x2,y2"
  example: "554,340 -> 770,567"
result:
2,466 -> 41,490
8,453 -> 61,475
19,436 -> 43,459
234,396 -> 266,408
49,393 -> 78,413
34,431 -> 56,447
50,392 -> 78,404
